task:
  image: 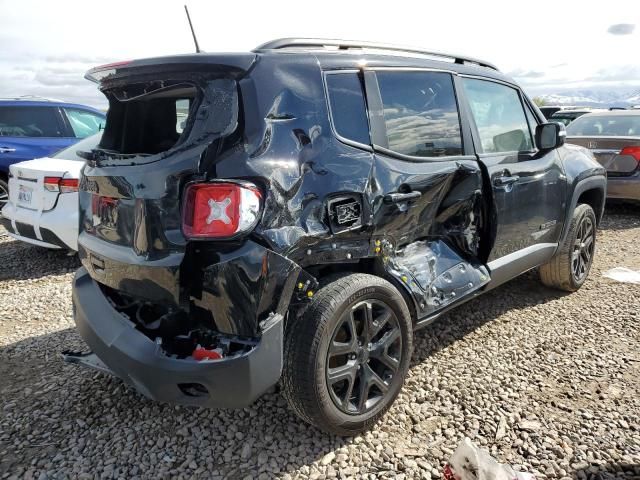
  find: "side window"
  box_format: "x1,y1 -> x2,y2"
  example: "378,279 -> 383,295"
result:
376,71 -> 463,158
0,106 -> 64,137
64,108 -> 105,138
462,78 -> 534,154
325,73 -> 370,146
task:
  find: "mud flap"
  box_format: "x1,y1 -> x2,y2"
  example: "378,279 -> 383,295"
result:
381,239 -> 490,319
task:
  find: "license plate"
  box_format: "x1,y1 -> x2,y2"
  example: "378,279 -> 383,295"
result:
18,185 -> 32,205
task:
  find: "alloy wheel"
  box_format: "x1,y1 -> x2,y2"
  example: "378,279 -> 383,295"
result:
326,299 -> 402,415
572,215 -> 595,282
0,183 -> 8,214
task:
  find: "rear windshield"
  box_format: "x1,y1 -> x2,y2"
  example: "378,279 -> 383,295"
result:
566,115 -> 640,136
93,78 -> 238,164
53,132 -> 102,161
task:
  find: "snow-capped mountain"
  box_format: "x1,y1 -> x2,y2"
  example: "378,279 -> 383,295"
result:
531,88 -> 640,107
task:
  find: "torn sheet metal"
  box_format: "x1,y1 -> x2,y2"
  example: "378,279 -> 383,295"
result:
382,238 -> 490,318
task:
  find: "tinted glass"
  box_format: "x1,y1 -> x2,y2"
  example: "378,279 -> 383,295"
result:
550,116 -> 572,126
64,108 -> 105,138
326,73 -> 370,145
0,106 -> 63,137
377,71 -> 462,157
53,132 -> 102,161
462,79 -> 534,153
566,115 -> 640,136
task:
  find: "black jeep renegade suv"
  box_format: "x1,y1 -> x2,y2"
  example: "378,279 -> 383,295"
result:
65,39 -> 606,435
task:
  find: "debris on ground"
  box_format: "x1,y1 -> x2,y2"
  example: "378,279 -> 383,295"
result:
603,266 -> 640,284
445,438 -> 535,480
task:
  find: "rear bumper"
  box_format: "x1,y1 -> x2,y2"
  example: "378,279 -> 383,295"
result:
607,172 -> 640,201
0,215 -> 67,249
0,195 -> 78,250
70,267 -> 284,408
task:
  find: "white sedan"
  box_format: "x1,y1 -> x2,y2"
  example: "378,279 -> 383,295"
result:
0,133 -> 100,251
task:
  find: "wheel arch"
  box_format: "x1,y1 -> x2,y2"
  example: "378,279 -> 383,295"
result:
304,258 -> 419,325
560,175 -> 606,245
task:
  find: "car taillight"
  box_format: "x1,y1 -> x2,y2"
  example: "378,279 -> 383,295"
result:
620,146 -> 640,164
60,178 -> 79,193
44,177 -> 60,192
43,177 -> 78,193
182,182 -> 261,239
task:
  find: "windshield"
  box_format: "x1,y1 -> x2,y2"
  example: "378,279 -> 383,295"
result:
567,115 -> 640,136
550,117 -> 572,126
53,132 -> 102,160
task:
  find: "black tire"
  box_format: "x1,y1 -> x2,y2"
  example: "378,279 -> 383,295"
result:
0,178 -> 8,217
282,273 -> 413,436
539,203 -> 597,291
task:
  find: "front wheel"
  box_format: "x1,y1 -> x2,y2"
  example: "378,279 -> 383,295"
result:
539,203 -> 597,291
282,273 -> 413,436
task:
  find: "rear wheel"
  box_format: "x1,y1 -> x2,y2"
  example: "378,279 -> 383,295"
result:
0,178 -> 8,216
282,273 -> 412,436
539,203 -> 596,291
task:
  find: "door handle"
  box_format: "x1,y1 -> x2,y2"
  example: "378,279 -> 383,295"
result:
493,175 -> 520,187
383,191 -> 422,204
0,147 -> 16,153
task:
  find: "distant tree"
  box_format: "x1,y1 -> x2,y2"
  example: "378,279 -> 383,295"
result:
532,96 -> 547,107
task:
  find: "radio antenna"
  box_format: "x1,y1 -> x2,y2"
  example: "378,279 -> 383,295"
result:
184,5 -> 201,53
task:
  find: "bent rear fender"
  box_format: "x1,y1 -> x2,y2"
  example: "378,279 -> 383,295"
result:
184,239 -> 317,337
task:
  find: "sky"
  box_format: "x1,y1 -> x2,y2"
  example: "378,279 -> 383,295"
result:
0,0 -> 639,109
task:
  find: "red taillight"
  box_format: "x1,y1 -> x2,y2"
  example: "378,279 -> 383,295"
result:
182,182 -> 261,239
60,178 -> 79,193
620,146 -> 640,163
44,176 -> 61,192
43,176 -> 78,193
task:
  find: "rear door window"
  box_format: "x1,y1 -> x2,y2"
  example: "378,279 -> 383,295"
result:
0,106 -> 65,137
462,78 -> 534,153
325,72 -> 370,146
375,71 -> 463,158
63,108 -> 105,138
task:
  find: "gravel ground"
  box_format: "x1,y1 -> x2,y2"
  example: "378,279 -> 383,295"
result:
1,205 -> 639,480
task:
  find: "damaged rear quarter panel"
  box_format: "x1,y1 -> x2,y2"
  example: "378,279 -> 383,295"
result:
186,240 -> 302,336
207,56 -> 489,327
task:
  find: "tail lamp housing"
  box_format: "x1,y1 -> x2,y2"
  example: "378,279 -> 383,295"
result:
44,177 -> 79,193
620,146 -> 640,165
182,181 -> 262,239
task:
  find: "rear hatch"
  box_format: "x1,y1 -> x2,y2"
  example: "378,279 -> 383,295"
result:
78,54 -> 254,304
566,137 -> 640,176
9,158 -> 83,212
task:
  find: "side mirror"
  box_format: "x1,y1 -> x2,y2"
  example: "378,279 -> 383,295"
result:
535,122 -> 566,150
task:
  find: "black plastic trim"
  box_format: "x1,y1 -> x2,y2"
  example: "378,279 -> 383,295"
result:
560,176 -> 607,244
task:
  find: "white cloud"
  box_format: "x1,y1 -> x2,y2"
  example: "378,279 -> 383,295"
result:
0,0 -> 639,107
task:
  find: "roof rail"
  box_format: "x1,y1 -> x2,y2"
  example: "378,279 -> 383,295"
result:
0,95 -> 62,102
254,38 -> 499,71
